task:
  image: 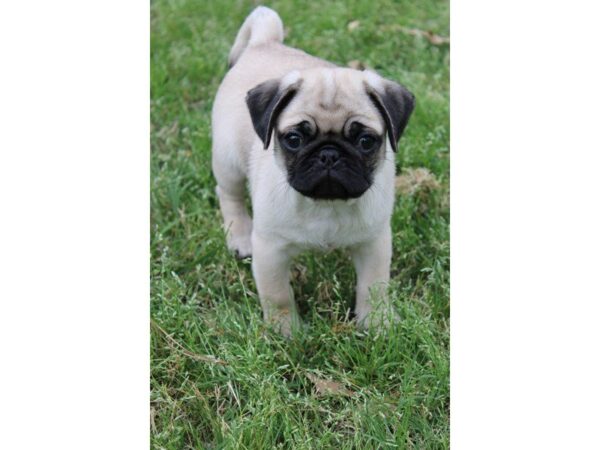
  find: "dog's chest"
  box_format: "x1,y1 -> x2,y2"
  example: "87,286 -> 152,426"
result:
260,197 -> 384,249
296,208 -> 359,248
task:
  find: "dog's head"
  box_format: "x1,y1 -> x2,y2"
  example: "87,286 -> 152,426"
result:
246,68 -> 415,200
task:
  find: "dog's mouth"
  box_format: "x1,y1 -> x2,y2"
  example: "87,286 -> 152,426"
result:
291,170 -> 370,200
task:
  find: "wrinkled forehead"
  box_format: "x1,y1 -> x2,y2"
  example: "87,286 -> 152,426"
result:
277,69 -> 384,134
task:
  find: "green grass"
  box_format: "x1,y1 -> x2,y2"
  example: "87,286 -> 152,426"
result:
151,0 -> 449,448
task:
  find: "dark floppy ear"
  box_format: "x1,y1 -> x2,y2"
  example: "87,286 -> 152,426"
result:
366,81 -> 415,151
245,78 -> 302,149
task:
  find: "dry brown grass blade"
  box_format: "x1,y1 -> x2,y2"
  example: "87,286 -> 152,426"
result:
395,167 -> 441,196
347,20 -> 360,32
151,320 -> 227,365
397,26 -> 449,45
150,406 -> 157,434
306,372 -> 354,397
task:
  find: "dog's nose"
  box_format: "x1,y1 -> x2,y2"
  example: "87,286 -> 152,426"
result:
319,147 -> 340,168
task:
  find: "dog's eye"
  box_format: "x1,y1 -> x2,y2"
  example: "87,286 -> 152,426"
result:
282,132 -> 303,150
358,134 -> 378,152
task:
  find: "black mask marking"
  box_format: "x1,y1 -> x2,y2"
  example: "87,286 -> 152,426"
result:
277,123 -> 383,200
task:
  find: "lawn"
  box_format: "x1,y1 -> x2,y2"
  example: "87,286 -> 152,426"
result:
151,0 -> 449,448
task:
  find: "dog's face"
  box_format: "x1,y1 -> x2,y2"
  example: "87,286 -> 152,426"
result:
246,68 -> 415,200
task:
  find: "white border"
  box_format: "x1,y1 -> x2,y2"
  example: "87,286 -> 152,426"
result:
0,1 -> 149,448
451,0 -> 600,448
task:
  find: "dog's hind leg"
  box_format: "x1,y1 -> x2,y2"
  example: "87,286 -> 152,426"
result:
212,151 -> 253,258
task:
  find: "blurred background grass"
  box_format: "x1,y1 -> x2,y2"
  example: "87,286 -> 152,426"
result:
151,0 -> 449,448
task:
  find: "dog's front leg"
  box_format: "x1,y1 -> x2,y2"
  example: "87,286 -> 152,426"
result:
251,232 -> 301,337
351,225 -> 396,329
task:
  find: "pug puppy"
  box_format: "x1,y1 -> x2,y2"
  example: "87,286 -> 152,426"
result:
211,6 -> 415,336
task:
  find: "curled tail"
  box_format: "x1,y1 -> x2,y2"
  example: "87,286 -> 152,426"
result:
228,6 -> 284,68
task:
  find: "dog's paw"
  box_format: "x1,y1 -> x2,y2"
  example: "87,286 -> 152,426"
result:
355,303 -> 399,331
226,222 -> 253,259
228,234 -> 252,259
264,308 -> 303,338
